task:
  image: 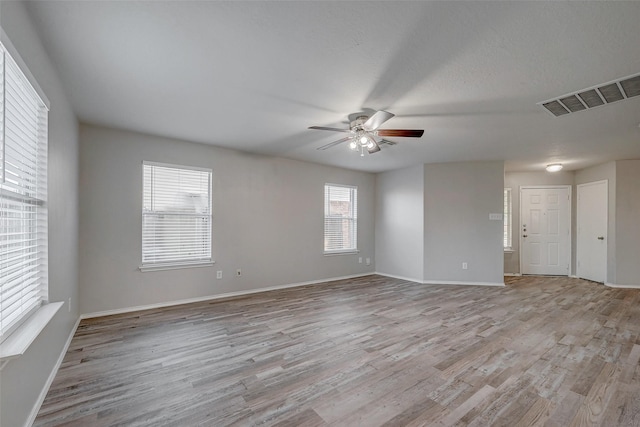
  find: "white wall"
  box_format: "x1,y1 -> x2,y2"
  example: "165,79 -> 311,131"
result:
504,171 -> 575,274
375,165 -> 424,282
0,3 -> 80,427
423,161 -> 504,284
78,124 -> 375,314
614,160 -> 640,286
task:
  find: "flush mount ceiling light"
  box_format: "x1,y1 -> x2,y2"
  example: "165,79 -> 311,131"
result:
546,163 -> 563,172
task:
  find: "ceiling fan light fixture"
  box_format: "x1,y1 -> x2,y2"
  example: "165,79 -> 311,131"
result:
546,163 -> 563,172
310,110 -> 424,155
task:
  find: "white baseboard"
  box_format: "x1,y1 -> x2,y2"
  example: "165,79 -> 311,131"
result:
375,272 -> 505,287
374,272 -> 423,284
421,280 -> 505,287
605,282 -> 640,289
25,315 -> 81,427
504,273 -> 521,277
80,272 -> 375,320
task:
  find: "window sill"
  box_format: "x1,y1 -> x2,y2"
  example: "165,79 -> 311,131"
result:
0,302 -> 63,370
139,261 -> 215,272
504,248 -> 514,253
324,250 -> 359,256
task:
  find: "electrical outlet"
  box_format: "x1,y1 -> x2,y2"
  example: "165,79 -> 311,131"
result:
366,257 -> 371,266
358,257 -> 363,264
236,269 -> 242,277
216,270 -> 222,279
462,262 -> 468,270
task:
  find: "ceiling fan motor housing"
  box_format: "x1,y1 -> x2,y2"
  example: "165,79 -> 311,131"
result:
350,116 -> 370,131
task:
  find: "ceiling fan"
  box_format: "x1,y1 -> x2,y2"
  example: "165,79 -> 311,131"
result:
309,110 -> 424,156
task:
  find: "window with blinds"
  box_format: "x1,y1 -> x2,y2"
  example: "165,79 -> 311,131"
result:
142,162 -> 212,269
0,43 -> 49,341
324,184 -> 357,254
504,188 -> 512,249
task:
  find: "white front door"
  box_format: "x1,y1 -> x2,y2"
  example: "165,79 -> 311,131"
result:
577,180 -> 608,283
520,187 -> 570,275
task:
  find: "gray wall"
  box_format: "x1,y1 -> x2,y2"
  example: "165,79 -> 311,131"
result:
423,161 -> 504,284
575,161 -> 616,283
0,3 -> 80,427
504,171 -> 575,274
614,160 -> 640,286
375,165 -> 424,281
78,124 -> 375,314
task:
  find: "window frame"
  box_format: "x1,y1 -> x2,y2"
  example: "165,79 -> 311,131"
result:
140,161 -> 213,272
504,187 -> 513,251
0,39 -> 51,346
323,183 -> 358,255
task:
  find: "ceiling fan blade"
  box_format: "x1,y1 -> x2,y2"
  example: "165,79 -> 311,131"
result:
317,136 -> 352,150
363,110 -> 395,131
367,142 -> 381,154
376,129 -> 424,138
378,139 -> 397,146
308,126 -> 351,133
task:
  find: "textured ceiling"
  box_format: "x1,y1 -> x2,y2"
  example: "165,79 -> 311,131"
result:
24,1 -> 640,173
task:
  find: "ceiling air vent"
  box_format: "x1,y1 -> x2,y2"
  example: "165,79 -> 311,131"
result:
539,72 -> 640,117
620,75 -> 640,98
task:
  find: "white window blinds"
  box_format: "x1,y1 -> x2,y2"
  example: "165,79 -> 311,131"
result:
324,184 -> 357,253
504,188 -> 512,249
0,43 -> 49,341
142,162 -> 212,267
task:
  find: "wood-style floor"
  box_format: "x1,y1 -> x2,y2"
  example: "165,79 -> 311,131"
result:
34,275 -> 640,426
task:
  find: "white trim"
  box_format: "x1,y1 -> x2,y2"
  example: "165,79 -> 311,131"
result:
375,271 -> 423,284
421,280 -> 505,287
139,261 -> 215,272
504,273 -> 521,277
24,316 -> 81,427
0,302 -> 63,364
375,272 -> 505,287
605,283 -> 640,289
323,250 -> 360,256
142,160 -> 212,173
80,273 -> 374,319
0,32 -> 50,108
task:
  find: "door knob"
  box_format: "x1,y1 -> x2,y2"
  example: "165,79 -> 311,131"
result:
597,236 -> 605,240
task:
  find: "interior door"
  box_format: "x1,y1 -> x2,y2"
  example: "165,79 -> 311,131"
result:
577,181 -> 608,283
520,187 -> 570,275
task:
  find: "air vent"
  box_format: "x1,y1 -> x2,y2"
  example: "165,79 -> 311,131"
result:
539,72 -> 640,117
559,95 -> 586,113
542,101 -> 569,116
620,75 -> 640,98
577,89 -> 604,108
598,83 -> 624,103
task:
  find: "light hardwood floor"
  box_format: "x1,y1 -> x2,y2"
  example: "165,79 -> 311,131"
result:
34,275 -> 640,426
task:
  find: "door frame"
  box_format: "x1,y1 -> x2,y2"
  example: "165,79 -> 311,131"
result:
519,185 -> 572,276
576,180 -> 608,282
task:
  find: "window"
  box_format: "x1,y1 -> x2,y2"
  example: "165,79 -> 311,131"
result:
0,43 -> 49,341
504,188 -> 512,250
324,184 -> 357,254
141,162 -> 212,270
